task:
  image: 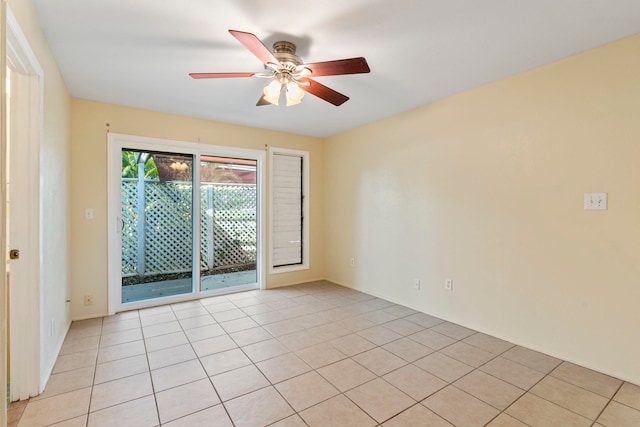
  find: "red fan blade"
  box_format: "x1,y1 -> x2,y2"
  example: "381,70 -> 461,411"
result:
256,95 -> 271,106
229,30 -> 280,66
189,72 -> 255,79
304,57 -> 370,77
301,78 -> 349,106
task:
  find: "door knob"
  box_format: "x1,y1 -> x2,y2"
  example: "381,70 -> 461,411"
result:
9,249 -> 20,260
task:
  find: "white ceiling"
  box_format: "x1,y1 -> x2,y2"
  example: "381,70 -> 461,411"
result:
32,0 -> 640,138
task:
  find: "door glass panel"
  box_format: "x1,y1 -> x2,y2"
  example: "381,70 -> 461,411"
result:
121,150 -> 194,303
200,156 -> 258,291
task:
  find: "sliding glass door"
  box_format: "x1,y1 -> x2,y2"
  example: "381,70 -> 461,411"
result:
108,134 -> 263,313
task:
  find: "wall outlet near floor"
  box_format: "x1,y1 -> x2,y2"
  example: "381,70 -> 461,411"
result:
445,279 -> 453,291
84,294 -> 94,306
414,279 -> 421,290
350,258 -> 356,267
584,193 -> 607,210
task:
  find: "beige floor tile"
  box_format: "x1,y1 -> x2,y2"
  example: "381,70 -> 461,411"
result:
336,316 -> 377,332
94,354 -> 149,384
87,395 -> 159,427
479,356 -> 546,390
404,313 -> 445,328
32,366 -> 94,400
59,335 -> 100,355
139,304 -> 172,317
463,332 -> 515,355
383,337 -> 434,362
296,342 -> 347,368
228,326 -> 273,346
184,324 -> 226,342
352,347 -> 407,376
330,333 -> 377,356
212,308 -> 246,322
140,311 -> 177,327
200,348 -> 252,376
383,364 -> 447,400
100,318 -> 141,334
276,371 -> 339,411
178,314 -> 216,330
256,352 -> 312,383
211,364 -> 270,401
317,358 -> 377,392
430,322 -> 476,340
263,318 -> 306,336
172,306 -> 209,319
360,309 -> 399,324
614,382 -> 640,410
147,343 -> 196,370
61,343 -> 107,366
597,401 -> 640,427
439,341 -> 495,367
66,325 -> 102,339
171,299 -> 206,310
155,378 -> 220,424
162,404 -> 233,427
383,304 -> 419,318
250,310 -> 287,325
485,413 -> 529,426
270,414 -> 307,427
423,386 -> 500,427
242,338 -> 290,362
18,388 -> 91,426
48,415 -> 88,426
99,328 -> 143,347
224,386 -> 294,427
408,329 -> 456,350
220,316 -> 259,333
531,376 -> 609,419
278,330 -> 324,351
90,372 -> 153,412
357,325 -> 403,345
502,346 -> 562,373
454,370 -> 525,410
96,339 -> 146,363
346,377 -> 415,423
383,318 -> 425,336
8,399 -> 28,426
142,320 -> 182,338
551,361 -> 623,398
191,334 -> 237,357
299,394 -> 377,427
144,330 -> 188,352
151,359 -> 207,391
506,393 -> 592,427
382,404 -> 454,427
414,352 -> 474,383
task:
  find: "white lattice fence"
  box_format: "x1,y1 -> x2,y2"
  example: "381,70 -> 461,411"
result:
121,179 -> 256,277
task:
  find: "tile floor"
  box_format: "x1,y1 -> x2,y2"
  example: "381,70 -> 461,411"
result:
10,281 -> 640,427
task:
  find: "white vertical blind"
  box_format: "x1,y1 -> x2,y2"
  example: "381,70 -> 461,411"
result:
272,153 -> 303,267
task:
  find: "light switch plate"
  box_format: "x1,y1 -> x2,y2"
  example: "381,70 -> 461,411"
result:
584,193 -> 607,210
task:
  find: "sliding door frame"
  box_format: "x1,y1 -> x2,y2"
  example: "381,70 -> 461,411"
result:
107,132 -> 265,314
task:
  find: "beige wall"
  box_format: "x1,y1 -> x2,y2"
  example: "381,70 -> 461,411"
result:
324,35 -> 640,384
8,0 -> 72,384
70,99 -> 325,319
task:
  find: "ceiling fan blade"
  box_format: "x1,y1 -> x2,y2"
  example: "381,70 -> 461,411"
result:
304,57 -> 370,77
189,72 -> 255,79
229,30 -> 280,66
301,78 -> 349,106
256,95 -> 271,106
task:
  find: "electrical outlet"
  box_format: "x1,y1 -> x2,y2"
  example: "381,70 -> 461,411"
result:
584,193 -> 607,210
445,279 -> 453,291
350,258 -> 355,267
414,279 -> 421,290
84,295 -> 94,306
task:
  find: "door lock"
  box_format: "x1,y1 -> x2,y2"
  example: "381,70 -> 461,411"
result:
9,249 -> 20,260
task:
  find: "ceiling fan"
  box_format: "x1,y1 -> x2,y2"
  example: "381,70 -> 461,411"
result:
189,30 -> 370,107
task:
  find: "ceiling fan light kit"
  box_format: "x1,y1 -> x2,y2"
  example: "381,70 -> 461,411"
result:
190,29 -> 370,107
